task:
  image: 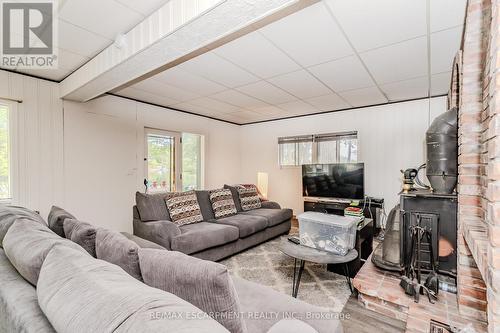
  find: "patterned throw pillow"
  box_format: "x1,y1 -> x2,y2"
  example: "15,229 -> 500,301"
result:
237,185 -> 262,211
165,191 -> 203,226
209,189 -> 237,219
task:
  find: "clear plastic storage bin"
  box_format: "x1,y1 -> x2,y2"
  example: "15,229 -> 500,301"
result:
298,212 -> 358,256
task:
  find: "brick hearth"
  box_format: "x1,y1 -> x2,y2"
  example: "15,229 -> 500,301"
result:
353,257 -> 488,332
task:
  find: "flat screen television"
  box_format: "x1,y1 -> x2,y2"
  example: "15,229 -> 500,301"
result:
302,163 -> 365,200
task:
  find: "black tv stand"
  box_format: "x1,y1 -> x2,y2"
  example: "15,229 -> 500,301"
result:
303,196 -> 383,277
303,196 -> 384,233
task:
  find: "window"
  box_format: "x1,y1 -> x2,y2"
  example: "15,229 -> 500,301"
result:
0,101 -> 12,201
278,132 -> 357,167
145,129 -> 204,193
181,133 -> 203,191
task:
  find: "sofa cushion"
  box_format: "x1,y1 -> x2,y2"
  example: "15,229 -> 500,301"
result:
37,245 -> 229,333
0,249 -> 55,333
209,188 -> 237,219
232,276 -> 341,333
196,190 -> 216,221
95,229 -> 142,281
47,206 -> 76,237
121,232 -> 166,250
63,219 -> 97,257
0,205 -> 46,247
215,214 -> 268,238
171,222 -> 239,254
237,185 -> 262,211
139,248 -> 246,333
165,190 -> 204,226
224,184 -> 243,212
135,191 -> 170,222
240,208 -> 293,227
3,219 -> 86,285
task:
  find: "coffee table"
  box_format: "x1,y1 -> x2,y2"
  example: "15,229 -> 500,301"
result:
279,237 -> 358,297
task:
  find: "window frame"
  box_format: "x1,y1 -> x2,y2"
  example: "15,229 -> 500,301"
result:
0,99 -> 17,204
144,128 -> 205,193
278,131 -> 358,167
144,128 -> 182,193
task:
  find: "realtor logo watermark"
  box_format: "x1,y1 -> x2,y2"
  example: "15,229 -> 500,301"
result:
1,0 -> 58,69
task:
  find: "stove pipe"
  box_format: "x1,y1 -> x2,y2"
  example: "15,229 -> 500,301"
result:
426,108 -> 458,194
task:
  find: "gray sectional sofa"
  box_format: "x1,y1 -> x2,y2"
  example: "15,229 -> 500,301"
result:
133,188 -> 293,261
0,204 -> 343,333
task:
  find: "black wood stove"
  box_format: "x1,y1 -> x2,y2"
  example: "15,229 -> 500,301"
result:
400,190 -> 457,277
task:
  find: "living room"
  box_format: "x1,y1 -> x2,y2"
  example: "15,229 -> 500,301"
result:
0,0 -> 496,332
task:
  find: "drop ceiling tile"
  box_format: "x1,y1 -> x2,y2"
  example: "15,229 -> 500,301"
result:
325,0 -> 426,52
431,72 -> 452,95
118,87 -> 180,106
173,102 -> 227,116
59,0 -> 143,40
59,20 -> 112,58
58,49 -> 89,71
277,100 -> 318,115
308,56 -> 374,92
250,105 -> 287,116
132,78 -> 200,102
360,37 -> 428,84
15,68 -> 70,81
224,110 -> 263,122
379,76 -> 429,101
236,81 -> 297,104
218,113 -> 246,124
430,0 -> 466,32
304,93 -> 350,111
338,86 -> 387,107
211,90 -> 268,109
268,70 -> 331,99
260,2 -> 353,67
431,27 -> 462,74
188,97 -> 240,113
214,31 -> 300,79
154,67 -> 226,95
114,0 -> 169,16
178,52 -> 259,88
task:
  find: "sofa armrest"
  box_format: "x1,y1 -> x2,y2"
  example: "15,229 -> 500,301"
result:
260,201 -> 281,209
133,219 -> 181,250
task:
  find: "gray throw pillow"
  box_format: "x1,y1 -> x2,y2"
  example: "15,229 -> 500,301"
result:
135,192 -> 171,222
139,248 -> 246,333
63,219 -> 97,257
37,245 -> 229,333
0,205 -> 47,247
224,184 -> 243,212
47,206 -> 76,237
95,229 -> 142,281
3,219 -> 87,285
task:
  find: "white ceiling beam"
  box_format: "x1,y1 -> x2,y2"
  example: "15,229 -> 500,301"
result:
60,0 -> 318,102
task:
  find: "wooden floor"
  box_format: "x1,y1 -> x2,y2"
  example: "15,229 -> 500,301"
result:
341,296 -> 406,333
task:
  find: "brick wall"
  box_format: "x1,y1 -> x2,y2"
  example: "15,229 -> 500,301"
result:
458,0 -> 500,331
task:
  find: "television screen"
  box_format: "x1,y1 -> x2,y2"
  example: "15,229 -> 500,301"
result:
302,163 -> 364,200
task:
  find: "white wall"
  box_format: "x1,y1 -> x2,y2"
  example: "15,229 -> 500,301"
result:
0,69 -> 448,233
239,97 -> 447,214
63,95 -> 241,232
0,71 -> 64,219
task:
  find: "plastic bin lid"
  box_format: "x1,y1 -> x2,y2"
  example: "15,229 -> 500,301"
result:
297,212 -> 359,228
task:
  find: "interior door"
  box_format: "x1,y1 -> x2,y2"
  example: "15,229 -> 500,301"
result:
145,129 -> 182,192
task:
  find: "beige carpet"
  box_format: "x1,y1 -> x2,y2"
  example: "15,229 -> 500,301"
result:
220,234 -> 351,312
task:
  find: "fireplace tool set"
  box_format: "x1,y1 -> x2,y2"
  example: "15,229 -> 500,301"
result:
399,220 -> 439,303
